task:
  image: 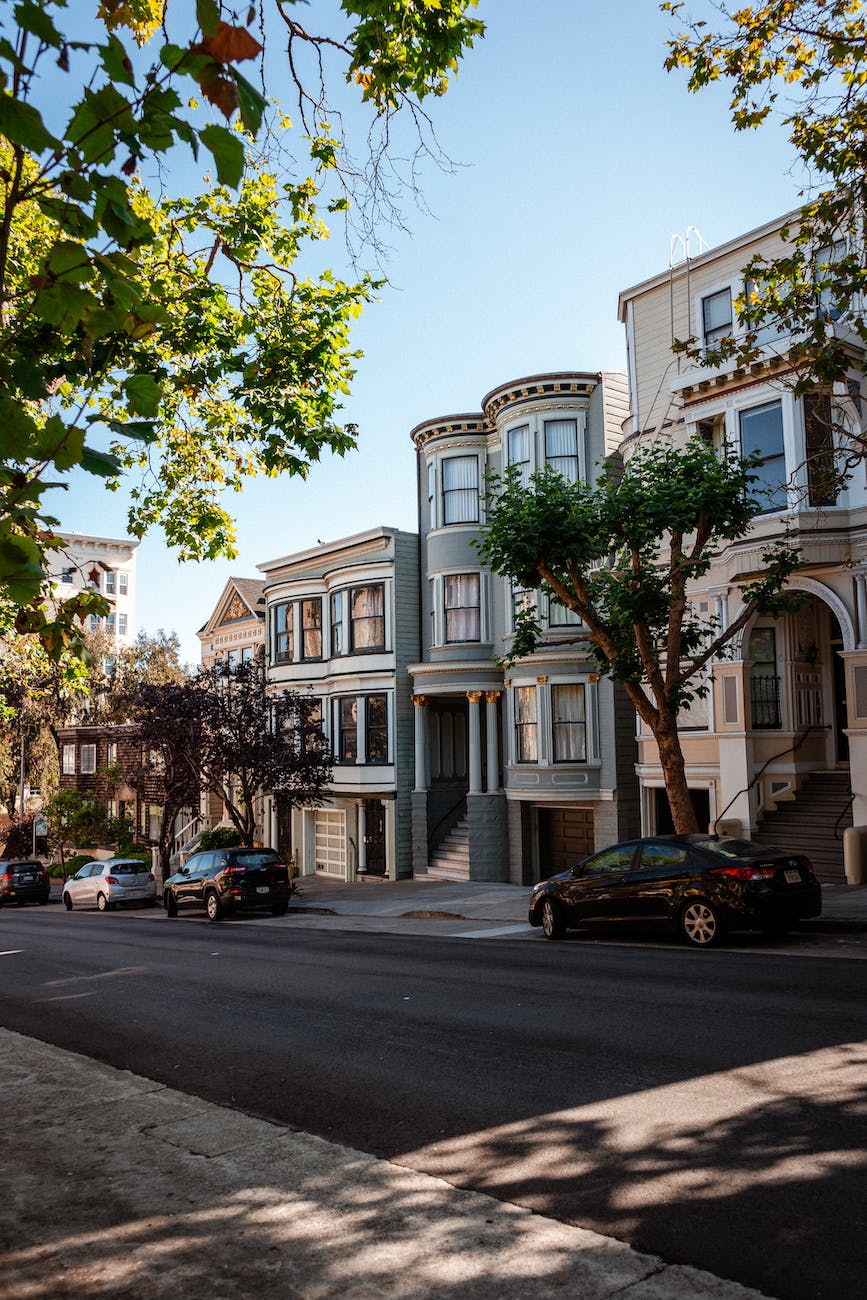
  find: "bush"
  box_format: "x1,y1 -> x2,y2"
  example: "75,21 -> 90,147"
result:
198,826 -> 243,850
58,853 -> 94,879
118,846 -> 152,865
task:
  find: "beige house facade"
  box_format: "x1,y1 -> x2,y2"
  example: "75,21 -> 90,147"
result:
618,212 -> 867,879
49,531 -> 139,648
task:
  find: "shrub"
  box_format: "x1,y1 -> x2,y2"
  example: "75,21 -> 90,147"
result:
198,826 -> 243,850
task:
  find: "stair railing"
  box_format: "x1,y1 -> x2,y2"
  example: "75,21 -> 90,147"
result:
834,792 -> 857,841
712,724 -> 828,835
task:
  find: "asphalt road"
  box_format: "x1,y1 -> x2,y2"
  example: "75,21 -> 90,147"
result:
2,906 -> 866,1300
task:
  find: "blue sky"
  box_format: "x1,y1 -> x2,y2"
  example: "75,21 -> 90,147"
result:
52,1 -> 804,662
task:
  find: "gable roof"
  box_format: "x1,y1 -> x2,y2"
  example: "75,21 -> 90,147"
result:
197,577 -> 266,637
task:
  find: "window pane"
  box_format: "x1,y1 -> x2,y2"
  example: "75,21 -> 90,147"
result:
703,289 -> 732,342
552,684 -> 586,762
740,401 -> 786,511
515,686 -> 538,763
351,585 -> 385,650
545,419 -> 579,482
302,599 -> 322,659
549,597 -> 580,627
444,573 -> 480,643
804,393 -> 837,507
274,602 -> 293,663
442,456 -> 479,524
338,697 -> 357,761
366,695 -> 388,763
508,425 -> 530,487
331,591 -> 344,656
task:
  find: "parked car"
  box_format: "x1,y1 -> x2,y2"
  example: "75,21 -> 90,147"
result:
62,859 -> 157,912
528,835 -> 823,948
163,848 -> 293,921
0,859 -> 50,907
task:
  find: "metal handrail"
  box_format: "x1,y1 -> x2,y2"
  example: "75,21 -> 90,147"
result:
712,724 -> 828,834
834,792 -> 856,841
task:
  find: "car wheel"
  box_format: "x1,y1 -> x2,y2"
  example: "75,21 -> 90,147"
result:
680,899 -> 722,948
164,891 -> 178,917
541,896 -> 566,940
97,893 -> 109,913
205,890 -> 223,922
63,893 -> 73,911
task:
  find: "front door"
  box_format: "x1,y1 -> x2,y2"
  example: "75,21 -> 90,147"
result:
363,800 -> 386,875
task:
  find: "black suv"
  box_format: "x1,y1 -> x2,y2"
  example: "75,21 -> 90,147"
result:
163,848 -> 293,921
0,859 -> 50,907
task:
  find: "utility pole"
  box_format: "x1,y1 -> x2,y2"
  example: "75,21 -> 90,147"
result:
18,731 -> 25,818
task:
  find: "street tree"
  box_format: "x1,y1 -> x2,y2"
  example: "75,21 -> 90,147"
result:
663,2 -> 867,415
0,0 -> 483,657
193,659 -> 332,847
133,677 -> 204,875
43,787 -> 122,870
91,627 -> 190,723
477,442 -> 803,834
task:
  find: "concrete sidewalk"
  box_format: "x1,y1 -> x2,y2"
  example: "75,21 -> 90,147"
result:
0,1029 -> 769,1299
286,873 -> 867,931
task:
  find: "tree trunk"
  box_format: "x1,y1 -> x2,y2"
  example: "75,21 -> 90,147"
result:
653,715 -> 700,835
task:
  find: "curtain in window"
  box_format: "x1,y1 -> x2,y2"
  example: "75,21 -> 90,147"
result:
302,599 -> 322,659
544,419 -> 579,482
508,425 -> 531,487
442,456 -> 479,523
445,573 -> 480,642
366,695 -> 388,762
351,585 -> 384,649
552,684 -> 586,761
549,597 -> 580,627
515,686 -> 538,762
274,602 -> 293,663
331,591 -> 344,655
338,697 -> 357,761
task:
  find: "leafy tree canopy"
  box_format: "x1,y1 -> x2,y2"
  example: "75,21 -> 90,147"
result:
0,0 -> 483,657
663,1 -> 867,393
478,442 -> 803,833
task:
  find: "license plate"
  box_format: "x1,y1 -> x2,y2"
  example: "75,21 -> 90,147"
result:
256,886 -> 269,894
784,869 -> 801,884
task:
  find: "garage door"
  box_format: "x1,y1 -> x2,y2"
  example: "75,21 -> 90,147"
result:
538,807 -> 594,879
314,809 -> 346,876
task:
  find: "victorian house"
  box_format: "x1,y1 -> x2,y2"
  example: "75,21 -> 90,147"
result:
409,371 -> 640,884
617,212 -> 866,878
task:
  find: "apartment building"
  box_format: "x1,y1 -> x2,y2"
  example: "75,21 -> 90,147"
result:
49,532 -> 138,647
617,212 -> 867,878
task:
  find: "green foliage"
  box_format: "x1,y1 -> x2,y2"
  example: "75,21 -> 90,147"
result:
0,1 -> 482,657
56,853 -> 93,880
479,441 -> 803,830
198,825 -> 243,850
663,1 -> 867,395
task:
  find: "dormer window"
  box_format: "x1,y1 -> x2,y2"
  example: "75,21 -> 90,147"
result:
702,288 -> 733,346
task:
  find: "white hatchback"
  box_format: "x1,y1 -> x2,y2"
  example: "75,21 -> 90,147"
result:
62,859 -> 157,912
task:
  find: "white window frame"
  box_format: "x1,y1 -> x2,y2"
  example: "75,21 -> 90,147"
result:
62,744 -> 75,775
80,744 -> 97,775
441,454 -> 480,525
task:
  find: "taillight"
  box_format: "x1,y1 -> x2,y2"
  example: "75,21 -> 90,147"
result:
712,865 -> 776,881
1,872 -> 12,883
104,876 -> 118,885
225,865 -> 247,876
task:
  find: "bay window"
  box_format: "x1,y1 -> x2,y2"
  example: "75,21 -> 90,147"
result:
507,424 -> 531,487
301,598 -> 322,660
336,697 -> 357,762
350,584 -> 384,651
366,695 -> 388,763
331,591 -> 345,656
740,400 -> 787,512
273,602 -> 293,663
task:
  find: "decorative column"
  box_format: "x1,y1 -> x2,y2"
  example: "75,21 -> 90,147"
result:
412,695 -> 429,791
467,691 -> 483,793
855,572 -> 867,650
485,691 -> 501,792
357,800 -> 367,875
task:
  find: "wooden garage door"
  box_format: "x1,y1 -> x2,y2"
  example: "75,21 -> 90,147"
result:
538,807 -> 594,879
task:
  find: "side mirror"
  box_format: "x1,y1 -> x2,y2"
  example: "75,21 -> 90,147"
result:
179,866 -> 189,876
571,864 -> 584,878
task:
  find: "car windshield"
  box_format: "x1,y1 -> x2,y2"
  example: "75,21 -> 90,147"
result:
226,852 -> 280,868
694,838 -> 779,860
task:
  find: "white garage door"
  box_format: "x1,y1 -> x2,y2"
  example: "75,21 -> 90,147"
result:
315,810 -> 346,876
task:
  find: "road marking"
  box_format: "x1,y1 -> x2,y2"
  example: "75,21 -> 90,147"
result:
44,965 -> 145,988
449,924 -> 536,939
0,949 -> 23,956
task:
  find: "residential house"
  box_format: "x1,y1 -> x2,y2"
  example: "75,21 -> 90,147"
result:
617,212 -> 867,878
409,371 -> 640,884
260,528 -> 419,880
56,722 -> 165,847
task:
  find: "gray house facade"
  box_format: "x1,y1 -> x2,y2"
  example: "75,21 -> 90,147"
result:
259,527 -> 419,881
409,371 -> 640,885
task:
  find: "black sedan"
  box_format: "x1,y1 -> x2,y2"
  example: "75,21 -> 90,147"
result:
528,836 -> 822,947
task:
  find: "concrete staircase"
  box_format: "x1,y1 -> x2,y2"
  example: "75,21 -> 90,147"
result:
753,769 -> 853,883
426,814 -> 470,881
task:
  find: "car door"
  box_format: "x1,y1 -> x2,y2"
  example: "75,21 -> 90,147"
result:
622,841 -> 693,918
176,853 -> 210,908
69,864 -> 98,907
567,842 -> 641,918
